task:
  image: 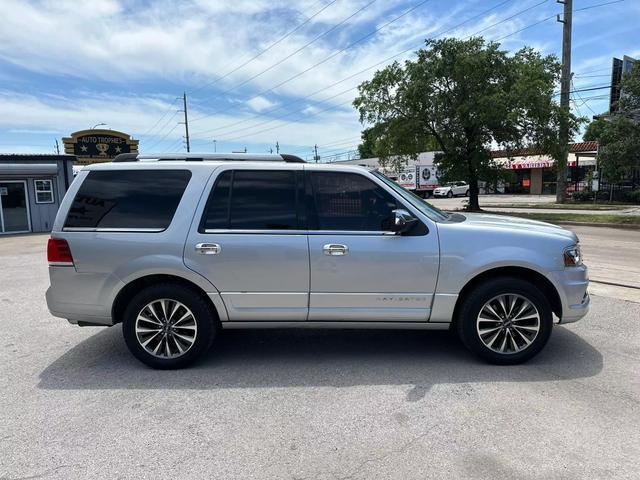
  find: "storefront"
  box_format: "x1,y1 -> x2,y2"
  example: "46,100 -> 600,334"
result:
0,155 -> 75,234
493,141 -> 598,195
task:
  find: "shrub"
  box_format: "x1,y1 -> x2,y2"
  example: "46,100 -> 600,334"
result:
624,190 -> 640,204
571,191 -> 593,202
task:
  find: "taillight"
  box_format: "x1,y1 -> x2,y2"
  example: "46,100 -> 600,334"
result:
47,238 -> 74,266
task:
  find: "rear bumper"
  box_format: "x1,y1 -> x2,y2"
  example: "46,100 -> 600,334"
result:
46,266 -> 121,326
548,265 -> 590,324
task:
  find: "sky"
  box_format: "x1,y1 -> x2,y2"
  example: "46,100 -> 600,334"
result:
0,0 -> 638,161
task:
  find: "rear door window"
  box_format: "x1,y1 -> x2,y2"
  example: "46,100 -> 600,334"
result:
200,169 -> 300,231
64,170 -> 191,230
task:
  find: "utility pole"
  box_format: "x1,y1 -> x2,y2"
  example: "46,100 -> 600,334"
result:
213,139 -> 217,152
182,92 -> 190,152
556,0 -> 572,203
314,144 -> 319,163
54,139 -> 60,155
275,141 -> 280,154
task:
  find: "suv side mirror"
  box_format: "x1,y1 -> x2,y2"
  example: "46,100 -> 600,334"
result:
390,209 -> 418,234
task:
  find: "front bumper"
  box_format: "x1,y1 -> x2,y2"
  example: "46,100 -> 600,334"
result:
433,191 -> 448,197
548,265 -> 590,324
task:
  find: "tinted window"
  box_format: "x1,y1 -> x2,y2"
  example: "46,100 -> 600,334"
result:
65,170 -> 191,229
309,172 -> 399,231
201,170 -> 298,230
201,170 -> 231,230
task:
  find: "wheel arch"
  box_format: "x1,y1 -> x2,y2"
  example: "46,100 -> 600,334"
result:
111,274 -> 223,325
451,266 -> 562,327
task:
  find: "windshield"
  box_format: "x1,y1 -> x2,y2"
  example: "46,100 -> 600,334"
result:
372,171 -> 450,222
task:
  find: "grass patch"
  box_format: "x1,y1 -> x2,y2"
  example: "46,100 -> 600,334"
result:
497,212 -> 640,225
480,202 -> 635,210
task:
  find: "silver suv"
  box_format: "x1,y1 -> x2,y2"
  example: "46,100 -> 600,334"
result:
46,153 -> 589,369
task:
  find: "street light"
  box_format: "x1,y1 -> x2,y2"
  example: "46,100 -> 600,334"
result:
213,139 -> 217,152
91,123 -> 107,129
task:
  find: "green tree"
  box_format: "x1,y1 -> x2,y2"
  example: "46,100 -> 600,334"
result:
583,117 -> 608,141
593,62 -> 640,196
597,117 -> 640,187
353,37 -> 582,210
356,122 -> 437,172
618,62 -> 640,113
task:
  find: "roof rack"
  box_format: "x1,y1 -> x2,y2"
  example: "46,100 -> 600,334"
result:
112,153 -> 305,163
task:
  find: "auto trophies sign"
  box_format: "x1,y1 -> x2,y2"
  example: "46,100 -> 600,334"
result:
63,129 -> 139,165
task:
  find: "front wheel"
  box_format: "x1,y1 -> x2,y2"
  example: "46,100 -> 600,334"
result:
122,283 -> 217,369
447,190 -> 453,198
465,189 -> 469,197
456,277 -> 553,364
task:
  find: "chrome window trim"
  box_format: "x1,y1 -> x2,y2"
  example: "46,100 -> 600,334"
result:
202,228 -> 397,236
62,227 -> 165,233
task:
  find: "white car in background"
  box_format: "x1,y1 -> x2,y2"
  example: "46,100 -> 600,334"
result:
433,181 -> 469,198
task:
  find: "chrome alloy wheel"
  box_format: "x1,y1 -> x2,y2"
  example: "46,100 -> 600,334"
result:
476,294 -> 540,354
135,299 -> 198,359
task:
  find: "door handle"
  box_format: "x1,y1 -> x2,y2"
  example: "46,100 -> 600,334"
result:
323,244 -> 348,256
195,243 -> 221,255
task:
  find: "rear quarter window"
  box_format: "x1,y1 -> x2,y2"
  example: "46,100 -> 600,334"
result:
64,170 -> 191,230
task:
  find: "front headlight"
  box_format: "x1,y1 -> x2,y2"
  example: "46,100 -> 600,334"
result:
564,245 -> 582,267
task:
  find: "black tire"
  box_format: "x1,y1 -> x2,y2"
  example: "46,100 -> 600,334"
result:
122,283 -> 217,369
447,190 -> 453,198
456,277 -> 553,365
465,189 -> 469,197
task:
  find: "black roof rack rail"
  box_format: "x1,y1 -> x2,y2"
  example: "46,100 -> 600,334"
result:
112,153 -> 306,163
112,153 -> 139,162
280,154 -> 306,163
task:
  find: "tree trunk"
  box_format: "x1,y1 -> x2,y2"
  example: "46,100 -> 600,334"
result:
465,154 -> 481,211
468,178 -> 480,211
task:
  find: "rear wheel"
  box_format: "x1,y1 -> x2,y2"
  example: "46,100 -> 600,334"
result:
122,283 -> 217,369
456,277 -> 553,364
447,190 -> 453,198
465,189 -> 469,197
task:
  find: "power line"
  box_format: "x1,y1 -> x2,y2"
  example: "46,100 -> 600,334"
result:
572,78 -> 596,116
191,0 -> 435,125
574,0 -> 624,12
206,85 -> 358,139
190,0 -> 519,139
145,109 -> 180,141
147,122 -> 180,151
574,73 -> 610,78
494,14 -> 555,42
222,97 -> 356,143
193,0 -> 557,145
188,0 -> 339,96
138,98 -> 180,139
192,0 -> 378,112
465,0 -> 550,40
575,67 -> 610,75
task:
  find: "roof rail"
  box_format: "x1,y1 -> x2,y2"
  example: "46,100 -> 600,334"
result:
112,153 -> 305,163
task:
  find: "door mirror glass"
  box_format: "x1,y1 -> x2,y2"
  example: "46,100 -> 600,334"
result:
390,209 -> 418,234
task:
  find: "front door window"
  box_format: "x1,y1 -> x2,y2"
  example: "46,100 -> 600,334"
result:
0,182 -> 30,233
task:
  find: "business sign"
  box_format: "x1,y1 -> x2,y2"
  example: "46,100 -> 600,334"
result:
63,129 -> 139,165
397,168 -> 417,189
418,165 -> 440,189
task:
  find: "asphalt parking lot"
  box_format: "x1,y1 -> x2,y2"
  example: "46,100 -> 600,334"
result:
1,233 -> 639,479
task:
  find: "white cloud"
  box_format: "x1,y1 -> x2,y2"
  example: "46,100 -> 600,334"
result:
0,89 -> 362,153
246,96 -> 277,112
